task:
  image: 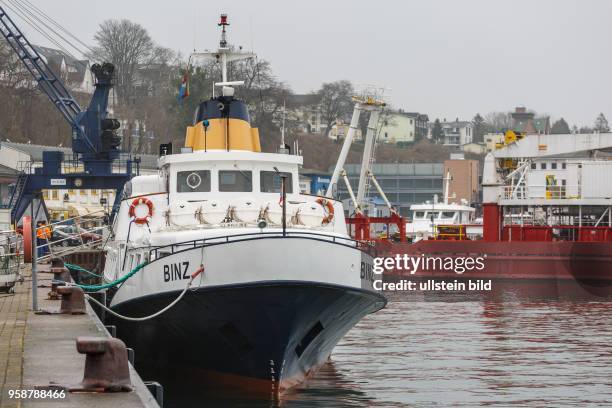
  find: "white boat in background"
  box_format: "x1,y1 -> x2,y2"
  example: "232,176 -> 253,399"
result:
406,171 -> 482,241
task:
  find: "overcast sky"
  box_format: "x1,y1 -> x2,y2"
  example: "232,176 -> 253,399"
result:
12,0 -> 612,127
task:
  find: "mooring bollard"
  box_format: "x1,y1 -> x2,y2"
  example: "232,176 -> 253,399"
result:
49,257 -> 71,299
57,286 -> 86,315
76,337 -> 132,392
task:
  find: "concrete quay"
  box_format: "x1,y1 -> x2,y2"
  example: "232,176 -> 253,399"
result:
0,265 -> 159,407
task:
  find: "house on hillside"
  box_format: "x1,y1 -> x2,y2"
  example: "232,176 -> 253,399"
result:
287,94 -> 326,134
133,63 -> 176,98
33,45 -> 94,94
429,119 -> 474,146
379,111 -> 429,145
328,122 -> 363,141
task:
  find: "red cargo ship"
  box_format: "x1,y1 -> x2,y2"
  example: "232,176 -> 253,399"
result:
375,131 -> 612,296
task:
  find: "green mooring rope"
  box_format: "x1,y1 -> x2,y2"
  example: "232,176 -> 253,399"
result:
65,262 -> 147,292
64,262 -> 103,278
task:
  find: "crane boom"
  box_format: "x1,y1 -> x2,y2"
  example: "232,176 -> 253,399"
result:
0,4 -> 134,225
0,6 -> 83,132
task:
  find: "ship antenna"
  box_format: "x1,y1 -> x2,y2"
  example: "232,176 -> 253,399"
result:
278,99 -> 290,154
189,15 -> 256,97
444,170 -> 451,205
218,14 -> 230,83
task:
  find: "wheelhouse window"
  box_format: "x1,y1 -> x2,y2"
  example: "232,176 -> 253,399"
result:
414,211 -> 425,219
441,211 -> 456,219
260,171 -> 293,193
177,170 -> 211,192
219,170 -> 252,192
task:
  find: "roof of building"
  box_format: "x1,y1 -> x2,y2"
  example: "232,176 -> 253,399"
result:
0,163 -> 18,177
441,121 -> 472,127
2,141 -> 72,160
514,116 -> 550,133
533,117 -> 550,133
33,45 -> 90,86
392,111 -> 429,120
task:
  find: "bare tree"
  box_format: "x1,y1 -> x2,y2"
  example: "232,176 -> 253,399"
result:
317,80 -> 354,137
0,40 -> 31,88
484,111 -> 513,132
222,56 -> 293,135
431,118 -> 443,143
551,118 -> 571,134
472,113 -> 488,143
0,40 -> 77,145
91,19 -> 155,103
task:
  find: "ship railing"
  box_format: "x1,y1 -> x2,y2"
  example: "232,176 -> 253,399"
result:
502,224 -> 612,242
148,230 -> 377,261
16,154 -> 139,176
503,185 -> 581,200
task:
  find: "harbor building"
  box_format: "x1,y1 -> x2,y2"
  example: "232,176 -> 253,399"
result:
300,168 -> 331,195
335,162 -> 444,216
443,158 -> 480,206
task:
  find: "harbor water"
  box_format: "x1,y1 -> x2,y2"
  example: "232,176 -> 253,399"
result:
173,283 -> 612,407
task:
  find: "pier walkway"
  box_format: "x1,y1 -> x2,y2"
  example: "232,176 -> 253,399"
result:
0,266 -> 158,407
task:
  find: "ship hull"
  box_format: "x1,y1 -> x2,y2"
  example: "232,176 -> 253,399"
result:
109,280 -> 386,396
104,235 -> 386,400
382,241 -> 612,296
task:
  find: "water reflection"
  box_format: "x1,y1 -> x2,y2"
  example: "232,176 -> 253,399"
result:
165,283 -> 612,407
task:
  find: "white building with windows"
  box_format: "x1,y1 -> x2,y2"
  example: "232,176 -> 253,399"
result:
287,94 -> 326,134
379,111 -> 429,144
484,132 -> 505,152
432,119 -> 474,146
328,121 -> 363,141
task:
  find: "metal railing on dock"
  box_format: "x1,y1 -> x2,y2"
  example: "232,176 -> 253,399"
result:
0,229 -> 23,292
34,209 -> 110,262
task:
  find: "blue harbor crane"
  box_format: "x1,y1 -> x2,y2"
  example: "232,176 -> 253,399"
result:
0,5 -> 138,224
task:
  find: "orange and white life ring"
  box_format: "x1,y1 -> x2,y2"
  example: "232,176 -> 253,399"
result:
316,198 -> 335,225
129,197 -> 154,224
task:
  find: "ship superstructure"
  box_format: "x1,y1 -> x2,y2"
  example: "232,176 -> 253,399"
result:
406,170 -> 481,241
482,131 -> 612,241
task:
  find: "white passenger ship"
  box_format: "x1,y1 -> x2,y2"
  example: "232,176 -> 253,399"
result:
102,15 -> 385,395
